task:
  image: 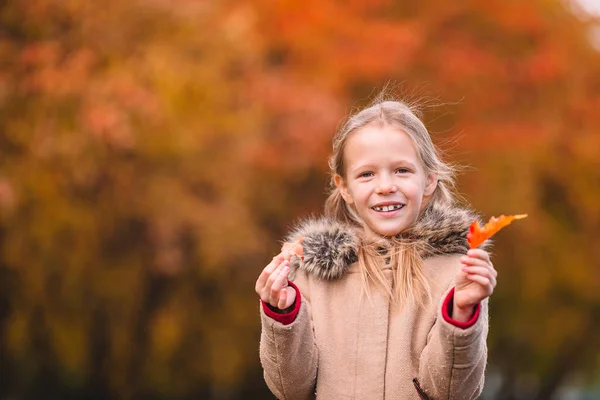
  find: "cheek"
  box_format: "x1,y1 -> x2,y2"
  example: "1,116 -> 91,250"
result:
404,180 -> 425,200
346,183 -> 365,201
357,189 -> 375,208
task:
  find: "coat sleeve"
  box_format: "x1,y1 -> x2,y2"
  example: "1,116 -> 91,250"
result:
259,271 -> 319,400
417,287 -> 489,400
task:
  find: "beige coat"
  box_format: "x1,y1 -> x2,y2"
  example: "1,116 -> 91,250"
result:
259,204 -> 489,400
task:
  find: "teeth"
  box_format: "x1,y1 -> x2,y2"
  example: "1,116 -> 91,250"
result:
373,204 -> 403,212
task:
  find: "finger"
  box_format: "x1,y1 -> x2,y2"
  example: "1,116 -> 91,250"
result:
264,264 -> 284,302
275,263 -> 290,290
467,249 -> 491,263
460,256 -> 488,267
270,252 -> 285,271
466,274 -> 493,291
461,266 -> 497,287
461,256 -> 497,277
260,261 -> 287,301
256,266 -> 274,294
277,287 -> 288,310
282,251 -> 291,262
265,260 -> 287,288
269,264 -> 290,304
461,256 -> 494,271
256,254 -> 285,290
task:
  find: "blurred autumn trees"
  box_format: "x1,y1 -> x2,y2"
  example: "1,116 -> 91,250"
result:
1,0 -> 599,399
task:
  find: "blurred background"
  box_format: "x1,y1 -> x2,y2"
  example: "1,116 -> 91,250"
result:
0,0 -> 599,399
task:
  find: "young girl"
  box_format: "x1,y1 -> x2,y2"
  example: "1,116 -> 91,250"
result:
255,100 -> 496,399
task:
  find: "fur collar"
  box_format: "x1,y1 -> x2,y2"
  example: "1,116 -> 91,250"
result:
285,202 -> 484,280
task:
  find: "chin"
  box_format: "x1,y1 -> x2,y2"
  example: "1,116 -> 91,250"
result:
368,224 -> 405,237
379,230 -> 403,237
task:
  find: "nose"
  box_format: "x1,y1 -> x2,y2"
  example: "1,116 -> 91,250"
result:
375,175 -> 397,194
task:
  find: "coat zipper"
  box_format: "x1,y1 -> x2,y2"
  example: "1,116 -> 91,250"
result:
412,378 -> 431,400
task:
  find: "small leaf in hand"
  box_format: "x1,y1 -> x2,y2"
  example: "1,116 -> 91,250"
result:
281,237 -> 305,261
467,214 -> 528,249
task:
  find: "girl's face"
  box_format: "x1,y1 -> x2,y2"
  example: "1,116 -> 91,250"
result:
334,125 -> 437,237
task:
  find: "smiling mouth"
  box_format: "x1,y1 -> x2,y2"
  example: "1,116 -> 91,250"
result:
372,204 -> 404,212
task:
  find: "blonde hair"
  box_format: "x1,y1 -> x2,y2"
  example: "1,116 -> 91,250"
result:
324,99 -> 458,308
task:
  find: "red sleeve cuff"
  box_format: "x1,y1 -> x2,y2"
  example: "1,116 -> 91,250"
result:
442,287 -> 481,329
261,280 -> 301,325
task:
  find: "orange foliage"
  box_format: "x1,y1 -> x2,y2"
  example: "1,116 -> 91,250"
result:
1,0 -> 599,398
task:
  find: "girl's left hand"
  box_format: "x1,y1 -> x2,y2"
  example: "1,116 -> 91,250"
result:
453,249 -> 497,322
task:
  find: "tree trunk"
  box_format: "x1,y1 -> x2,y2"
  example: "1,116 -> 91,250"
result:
0,258 -> 16,398
126,271 -> 172,399
86,304 -> 111,400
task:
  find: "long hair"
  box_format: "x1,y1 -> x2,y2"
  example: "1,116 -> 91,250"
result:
324,98 -> 458,308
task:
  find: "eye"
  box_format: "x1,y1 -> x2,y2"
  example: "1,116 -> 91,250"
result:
359,172 -> 374,178
395,168 -> 411,174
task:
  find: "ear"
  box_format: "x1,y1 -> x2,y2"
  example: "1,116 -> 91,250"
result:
334,174 -> 353,204
423,173 -> 438,197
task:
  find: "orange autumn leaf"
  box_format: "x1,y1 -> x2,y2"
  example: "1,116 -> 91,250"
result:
467,214 -> 528,249
281,237 -> 305,261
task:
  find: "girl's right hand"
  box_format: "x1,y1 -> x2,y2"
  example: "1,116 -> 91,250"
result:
255,252 -> 296,311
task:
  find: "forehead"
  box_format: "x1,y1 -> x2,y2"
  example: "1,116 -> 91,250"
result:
343,125 -> 420,168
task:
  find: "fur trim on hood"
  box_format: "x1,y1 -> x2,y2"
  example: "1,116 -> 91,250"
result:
284,202 -> 486,281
